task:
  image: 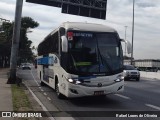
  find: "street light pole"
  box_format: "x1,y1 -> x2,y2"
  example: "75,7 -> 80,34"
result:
0,20 -> 2,31
7,0 -> 23,84
131,0 -> 135,65
124,26 -> 128,57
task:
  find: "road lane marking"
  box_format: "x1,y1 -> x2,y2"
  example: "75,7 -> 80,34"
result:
115,94 -> 131,100
44,92 -> 47,96
25,83 -> 55,120
39,87 -> 41,89
47,97 -> 51,101
30,70 -> 40,86
23,70 -> 76,120
145,104 -> 160,110
40,89 -> 44,92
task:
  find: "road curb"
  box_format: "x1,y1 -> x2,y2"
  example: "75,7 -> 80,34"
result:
23,82 -> 55,120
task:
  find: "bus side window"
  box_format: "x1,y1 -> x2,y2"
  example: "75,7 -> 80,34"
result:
51,32 -> 59,54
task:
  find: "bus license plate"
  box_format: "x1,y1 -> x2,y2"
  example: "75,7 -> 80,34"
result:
94,91 -> 104,95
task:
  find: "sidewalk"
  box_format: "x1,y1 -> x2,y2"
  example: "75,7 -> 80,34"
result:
0,68 -> 13,120
0,69 -> 50,120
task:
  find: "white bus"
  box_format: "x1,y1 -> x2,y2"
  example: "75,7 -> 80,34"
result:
37,22 -> 131,98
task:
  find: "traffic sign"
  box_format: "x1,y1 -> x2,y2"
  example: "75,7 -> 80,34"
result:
26,0 -> 107,19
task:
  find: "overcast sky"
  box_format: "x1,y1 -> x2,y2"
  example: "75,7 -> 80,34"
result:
0,0 -> 160,59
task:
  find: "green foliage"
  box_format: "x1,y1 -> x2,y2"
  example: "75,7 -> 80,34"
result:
21,17 -> 39,29
18,17 -> 39,64
11,84 -> 32,111
0,22 -> 13,67
0,22 -> 13,43
0,16 -> 39,67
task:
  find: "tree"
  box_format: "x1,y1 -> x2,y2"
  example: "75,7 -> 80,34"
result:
18,17 -> 39,65
3,16 -> 39,84
0,22 -> 13,68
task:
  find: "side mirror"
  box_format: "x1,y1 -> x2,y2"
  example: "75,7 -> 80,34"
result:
121,39 -> 132,54
61,36 -> 68,53
59,27 -> 65,36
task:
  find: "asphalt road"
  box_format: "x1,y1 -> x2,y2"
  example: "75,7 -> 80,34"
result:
17,67 -> 160,120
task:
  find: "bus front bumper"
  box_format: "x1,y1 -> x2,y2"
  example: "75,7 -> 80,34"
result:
65,81 -> 124,98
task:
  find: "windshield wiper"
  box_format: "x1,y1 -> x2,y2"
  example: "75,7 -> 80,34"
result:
95,35 -> 113,74
97,47 -> 113,73
70,54 -> 78,71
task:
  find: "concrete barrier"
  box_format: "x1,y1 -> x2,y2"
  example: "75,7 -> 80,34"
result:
140,71 -> 160,79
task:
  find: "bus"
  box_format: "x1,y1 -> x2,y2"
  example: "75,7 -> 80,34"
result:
37,22 -> 131,98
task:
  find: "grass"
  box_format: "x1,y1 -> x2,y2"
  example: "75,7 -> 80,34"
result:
11,84 -> 40,120
11,84 -> 33,111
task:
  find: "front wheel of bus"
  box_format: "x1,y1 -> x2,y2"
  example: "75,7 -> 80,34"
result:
40,81 -> 45,86
55,82 -> 64,99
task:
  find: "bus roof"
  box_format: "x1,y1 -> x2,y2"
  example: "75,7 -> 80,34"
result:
60,22 -> 117,33
40,22 -> 117,45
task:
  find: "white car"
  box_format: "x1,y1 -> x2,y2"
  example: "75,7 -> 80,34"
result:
123,65 -> 140,81
21,63 -> 31,70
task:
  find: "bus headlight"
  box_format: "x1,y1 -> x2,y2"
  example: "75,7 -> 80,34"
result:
115,75 -> 124,82
68,78 -> 81,85
68,79 -> 74,83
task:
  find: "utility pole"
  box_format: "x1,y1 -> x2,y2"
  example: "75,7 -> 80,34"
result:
7,0 -> 23,84
124,26 -> 128,57
0,19 -> 2,31
131,0 -> 135,65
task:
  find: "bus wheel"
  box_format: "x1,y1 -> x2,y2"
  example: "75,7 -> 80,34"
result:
40,81 -> 45,86
55,81 -> 64,99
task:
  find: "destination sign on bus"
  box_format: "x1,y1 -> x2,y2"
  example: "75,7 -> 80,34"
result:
73,33 -> 93,37
67,32 -> 93,40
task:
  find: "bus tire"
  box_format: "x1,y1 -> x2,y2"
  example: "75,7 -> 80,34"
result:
55,80 -> 64,99
40,71 -> 41,80
40,81 -> 45,86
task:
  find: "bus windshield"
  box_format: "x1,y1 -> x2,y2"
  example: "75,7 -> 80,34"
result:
68,31 -> 123,75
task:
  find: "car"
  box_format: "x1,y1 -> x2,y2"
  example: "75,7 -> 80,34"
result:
21,63 -> 31,70
123,65 -> 140,81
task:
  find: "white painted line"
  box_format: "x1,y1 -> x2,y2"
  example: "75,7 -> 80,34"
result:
115,94 -> 131,100
44,92 -> 47,96
30,70 -> 40,86
47,97 -> 51,101
24,83 -> 55,120
145,104 -> 160,110
40,89 -> 44,92
39,87 -> 41,89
